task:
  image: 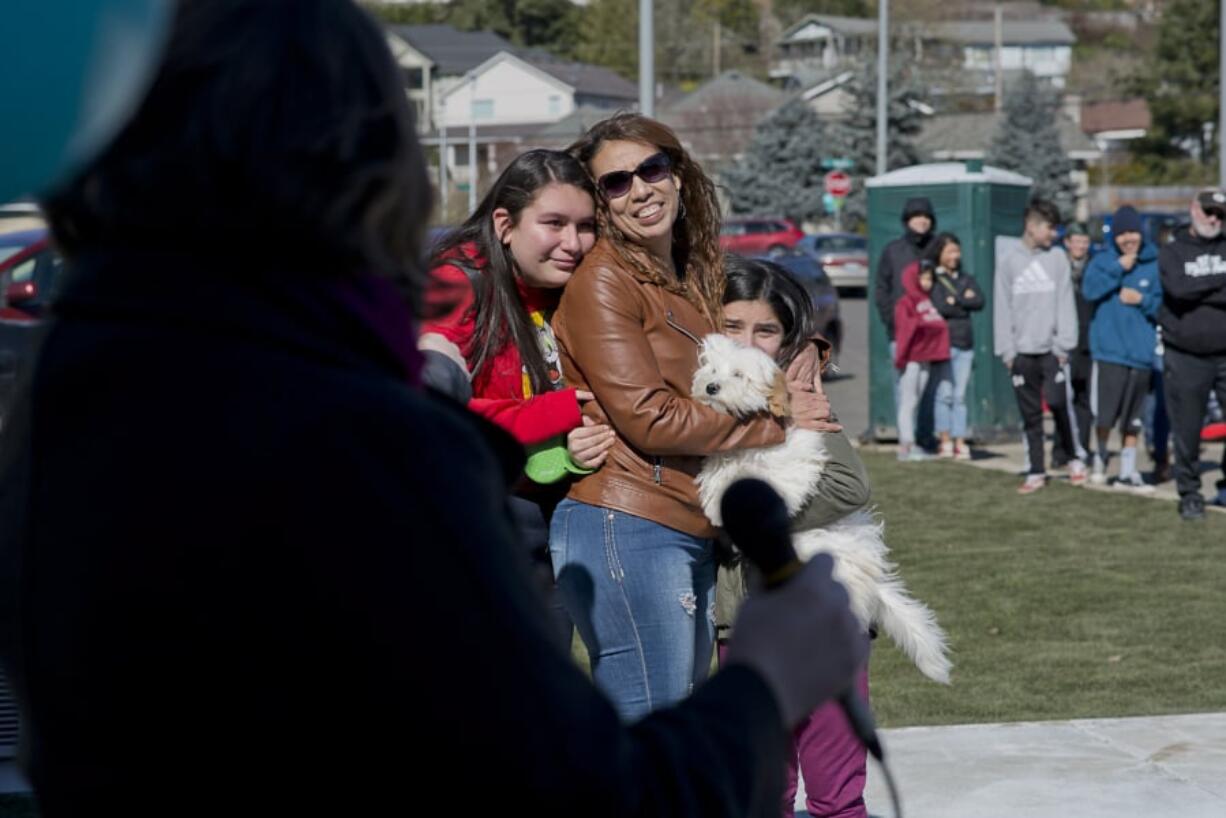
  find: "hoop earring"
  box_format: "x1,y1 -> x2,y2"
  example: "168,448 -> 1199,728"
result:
677,199 -> 687,221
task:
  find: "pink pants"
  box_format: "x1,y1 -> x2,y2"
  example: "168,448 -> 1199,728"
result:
716,642 -> 869,818
783,667 -> 870,818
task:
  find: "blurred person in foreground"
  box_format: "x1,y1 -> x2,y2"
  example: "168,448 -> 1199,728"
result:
0,2 -> 864,816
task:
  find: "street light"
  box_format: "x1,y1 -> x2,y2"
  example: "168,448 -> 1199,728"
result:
640,0 -> 653,117
467,72 -> 477,214
876,0 -> 888,176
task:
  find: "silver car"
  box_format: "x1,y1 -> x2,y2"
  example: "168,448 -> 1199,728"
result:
795,233 -> 868,291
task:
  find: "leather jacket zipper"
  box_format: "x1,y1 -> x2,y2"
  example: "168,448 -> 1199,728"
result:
665,310 -> 701,345
653,457 -> 663,484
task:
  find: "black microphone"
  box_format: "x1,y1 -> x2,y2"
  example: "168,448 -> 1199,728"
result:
720,477 -> 884,763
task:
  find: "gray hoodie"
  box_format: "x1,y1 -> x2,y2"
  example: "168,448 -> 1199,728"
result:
994,238 -> 1079,361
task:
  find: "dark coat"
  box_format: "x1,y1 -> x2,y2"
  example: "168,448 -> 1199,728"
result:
0,250 -> 786,817
874,231 -> 935,340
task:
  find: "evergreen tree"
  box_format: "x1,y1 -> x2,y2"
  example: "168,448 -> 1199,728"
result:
824,61 -> 928,227
1129,0 -> 1219,163
723,100 -> 829,223
987,71 -> 1076,217
773,0 -> 868,24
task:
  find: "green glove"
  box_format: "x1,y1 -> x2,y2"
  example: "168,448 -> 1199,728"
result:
524,438 -> 594,485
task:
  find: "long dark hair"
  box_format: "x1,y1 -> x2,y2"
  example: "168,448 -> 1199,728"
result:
925,232 -> 962,272
429,149 -> 595,394
722,255 -> 816,366
42,0 -> 431,311
569,113 -> 725,328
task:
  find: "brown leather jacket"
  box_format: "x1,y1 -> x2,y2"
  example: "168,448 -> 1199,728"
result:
553,241 -> 787,538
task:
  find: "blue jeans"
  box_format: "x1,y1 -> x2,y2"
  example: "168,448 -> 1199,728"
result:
1143,352 -> 1169,459
550,498 -> 715,722
934,347 -> 974,439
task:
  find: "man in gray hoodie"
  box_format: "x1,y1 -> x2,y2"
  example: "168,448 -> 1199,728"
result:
994,200 -> 1088,494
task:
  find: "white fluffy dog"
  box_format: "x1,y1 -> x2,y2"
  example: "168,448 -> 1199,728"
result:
693,334 -> 951,684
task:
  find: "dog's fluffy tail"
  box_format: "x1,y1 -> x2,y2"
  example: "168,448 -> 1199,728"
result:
875,576 -> 952,684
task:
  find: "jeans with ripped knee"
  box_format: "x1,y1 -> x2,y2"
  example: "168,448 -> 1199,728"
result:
550,498 -> 715,723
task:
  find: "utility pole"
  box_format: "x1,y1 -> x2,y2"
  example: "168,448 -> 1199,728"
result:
439,100 -> 448,216
1220,0 -> 1225,187
714,20 -> 721,78
467,72 -> 477,214
640,0 -> 654,116
994,4 -> 1004,112
876,0 -> 889,176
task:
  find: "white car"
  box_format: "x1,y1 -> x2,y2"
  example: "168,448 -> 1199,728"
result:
795,233 -> 868,290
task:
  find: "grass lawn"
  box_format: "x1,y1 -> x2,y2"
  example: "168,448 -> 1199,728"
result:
861,451 -> 1226,728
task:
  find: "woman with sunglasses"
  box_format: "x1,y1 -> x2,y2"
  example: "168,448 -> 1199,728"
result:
420,149 -> 616,645
550,114 -> 840,721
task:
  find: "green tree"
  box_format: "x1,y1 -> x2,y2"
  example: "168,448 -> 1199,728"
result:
361,2 -> 449,26
773,0 -> 869,23
575,0 -> 639,79
987,72 -> 1076,217
825,61 -> 928,227
723,100 -> 831,223
515,0 -> 582,58
365,0 -> 582,60
1129,0 -> 1220,164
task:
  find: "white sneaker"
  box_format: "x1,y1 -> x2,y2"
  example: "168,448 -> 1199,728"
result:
1090,456 -> 1107,485
1068,459 -> 1088,486
938,440 -> 955,459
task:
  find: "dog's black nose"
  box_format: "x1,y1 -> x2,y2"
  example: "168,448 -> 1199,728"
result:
706,383 -> 720,396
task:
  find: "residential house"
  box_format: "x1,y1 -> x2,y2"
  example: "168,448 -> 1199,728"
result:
771,13 -> 1075,92
772,14 -> 877,82
385,24 -> 512,133
427,49 -> 635,208
658,70 -> 787,171
1080,99 -> 1151,154
439,50 -> 636,130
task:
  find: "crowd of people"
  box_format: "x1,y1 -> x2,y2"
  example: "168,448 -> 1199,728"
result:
874,190 -> 1226,519
0,3 -> 878,817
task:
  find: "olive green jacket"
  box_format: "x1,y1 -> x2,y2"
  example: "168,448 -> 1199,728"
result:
714,431 -> 872,638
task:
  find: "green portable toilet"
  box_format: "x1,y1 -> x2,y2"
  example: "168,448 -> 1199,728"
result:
866,160 -> 1033,442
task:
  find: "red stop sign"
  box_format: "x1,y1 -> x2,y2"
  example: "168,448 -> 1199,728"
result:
824,170 -> 851,197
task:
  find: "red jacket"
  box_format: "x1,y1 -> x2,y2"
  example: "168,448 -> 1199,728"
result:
421,244 -> 582,445
893,262 -> 951,369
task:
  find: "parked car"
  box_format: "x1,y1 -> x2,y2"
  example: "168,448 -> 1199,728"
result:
719,217 -> 805,257
0,229 -> 61,321
751,250 -> 841,361
794,232 -> 868,290
0,230 -> 62,438
1087,211 -> 1185,254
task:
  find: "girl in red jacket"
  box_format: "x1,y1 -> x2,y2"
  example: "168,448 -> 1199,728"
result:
419,150 -> 616,644
894,261 -> 951,461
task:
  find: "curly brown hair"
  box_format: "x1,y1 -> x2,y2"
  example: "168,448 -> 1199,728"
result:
568,114 -> 724,327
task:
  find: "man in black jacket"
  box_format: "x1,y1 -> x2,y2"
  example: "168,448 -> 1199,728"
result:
875,197 -> 937,345
1158,189 -> 1226,520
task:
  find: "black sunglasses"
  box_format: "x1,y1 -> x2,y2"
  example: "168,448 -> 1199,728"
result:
597,152 -> 672,199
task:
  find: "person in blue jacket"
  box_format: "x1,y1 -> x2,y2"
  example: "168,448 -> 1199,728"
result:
1082,205 -> 1164,491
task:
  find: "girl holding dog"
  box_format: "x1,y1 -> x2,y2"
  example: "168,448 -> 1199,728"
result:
419,149 -> 617,645
718,256 -> 875,818
550,114 -> 841,722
